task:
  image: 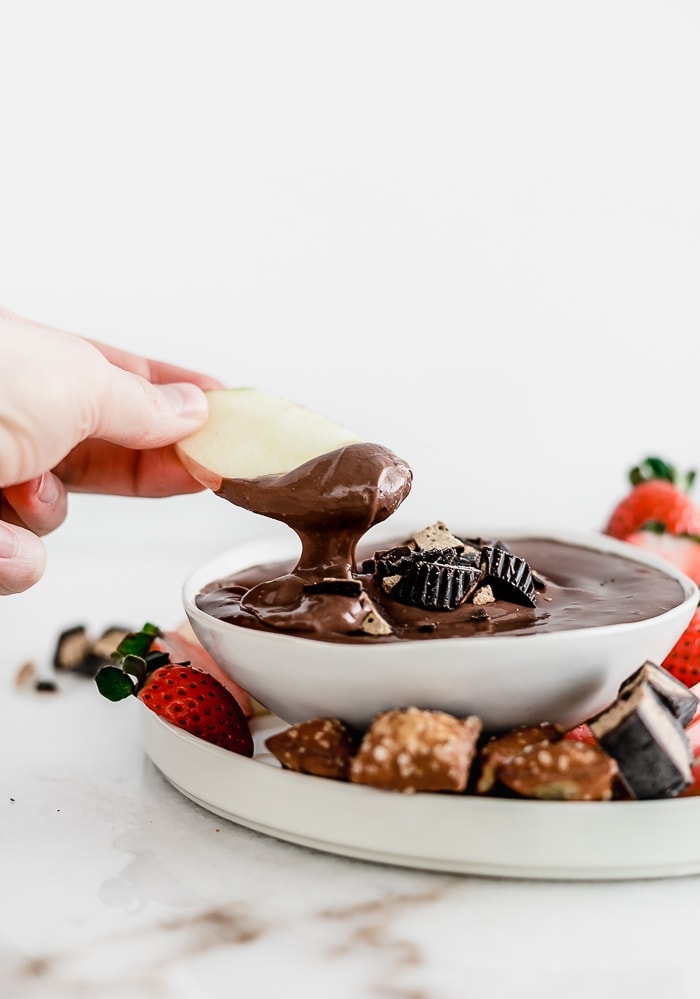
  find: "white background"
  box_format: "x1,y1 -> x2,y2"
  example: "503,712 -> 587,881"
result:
2,14 -> 700,991
1,1 -> 700,643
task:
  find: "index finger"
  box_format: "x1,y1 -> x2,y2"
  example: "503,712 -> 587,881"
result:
53,441 -> 206,497
87,340 -> 225,389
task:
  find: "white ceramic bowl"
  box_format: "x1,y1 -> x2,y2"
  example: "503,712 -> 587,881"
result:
183,528 -> 699,731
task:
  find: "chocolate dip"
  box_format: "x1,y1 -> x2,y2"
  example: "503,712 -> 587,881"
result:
210,442 -> 412,634
196,441 -> 686,644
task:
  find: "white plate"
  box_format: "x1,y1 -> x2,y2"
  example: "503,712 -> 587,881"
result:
142,710 -> 700,881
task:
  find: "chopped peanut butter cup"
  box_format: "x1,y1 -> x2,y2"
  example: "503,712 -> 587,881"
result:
265,718 -> 360,781
349,707 -> 482,793
498,740 -> 619,801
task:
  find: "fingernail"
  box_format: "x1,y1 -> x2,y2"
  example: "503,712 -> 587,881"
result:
35,473 -> 60,506
0,523 -> 19,559
158,383 -> 209,421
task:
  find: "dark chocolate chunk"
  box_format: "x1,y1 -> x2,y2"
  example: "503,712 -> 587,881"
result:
86,627 -> 134,677
588,684 -> 693,799
34,679 -> 58,693
478,545 -> 537,607
90,626 -> 131,662
388,553 -> 482,611
303,579 -> 364,597
54,624 -> 133,678
617,660 -> 699,727
372,544 -> 479,582
53,625 -> 92,672
490,539 -> 514,553
364,545 -> 414,578
470,607 -> 490,622
463,536 -> 488,549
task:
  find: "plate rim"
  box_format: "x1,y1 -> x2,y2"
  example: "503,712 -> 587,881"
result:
142,710 -> 700,882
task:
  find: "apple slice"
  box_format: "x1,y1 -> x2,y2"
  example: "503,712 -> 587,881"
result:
175,387 -> 363,489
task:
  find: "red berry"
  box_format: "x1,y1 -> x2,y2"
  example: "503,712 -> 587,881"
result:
138,663 -> 254,756
662,607 -> 700,688
152,628 -> 253,718
605,480 -> 700,540
562,722 -> 597,746
622,532 -> 700,587
604,456 -> 700,540
95,624 -> 254,757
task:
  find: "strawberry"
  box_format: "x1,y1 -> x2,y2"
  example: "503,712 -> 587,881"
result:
661,607 -> 700,688
152,627 -> 253,719
622,531 -> 700,588
604,457 -> 700,540
679,683 -> 700,796
562,722 -> 597,746
95,623 -> 254,756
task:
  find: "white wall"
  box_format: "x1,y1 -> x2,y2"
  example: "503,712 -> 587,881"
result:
2,1 -> 699,605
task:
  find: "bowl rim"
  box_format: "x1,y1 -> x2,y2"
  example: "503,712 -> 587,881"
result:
182,525 -> 699,649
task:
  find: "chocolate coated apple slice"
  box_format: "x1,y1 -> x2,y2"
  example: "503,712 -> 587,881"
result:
175,388 -> 362,489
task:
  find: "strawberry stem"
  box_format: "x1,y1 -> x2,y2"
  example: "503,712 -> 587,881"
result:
96,622 -> 189,700
630,457 -> 696,493
112,622 -> 162,659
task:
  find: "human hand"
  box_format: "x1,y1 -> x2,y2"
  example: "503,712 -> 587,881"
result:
0,308 -> 222,594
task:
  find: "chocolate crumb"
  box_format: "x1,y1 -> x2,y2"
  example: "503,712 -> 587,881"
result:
53,625 -> 92,671
411,522 -> 465,552
15,661 -> 37,688
358,602 -> 394,636
90,626 -> 131,661
35,680 -> 58,693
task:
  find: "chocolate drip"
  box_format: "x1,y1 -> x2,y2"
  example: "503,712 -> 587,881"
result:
214,442 -> 412,633
197,442 -> 685,644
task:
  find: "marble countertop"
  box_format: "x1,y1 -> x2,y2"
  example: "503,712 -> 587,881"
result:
2,499 -> 699,999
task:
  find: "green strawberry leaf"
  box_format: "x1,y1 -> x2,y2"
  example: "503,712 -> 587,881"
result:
630,457 -> 676,486
98,623 -> 172,698
112,622 -> 162,660
641,521 -> 668,534
95,665 -> 136,701
631,457 -> 696,493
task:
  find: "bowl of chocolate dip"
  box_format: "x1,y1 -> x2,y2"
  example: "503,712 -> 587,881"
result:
182,441 -> 698,732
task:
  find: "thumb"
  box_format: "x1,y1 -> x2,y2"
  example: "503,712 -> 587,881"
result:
0,521 -> 47,595
91,367 -> 210,449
